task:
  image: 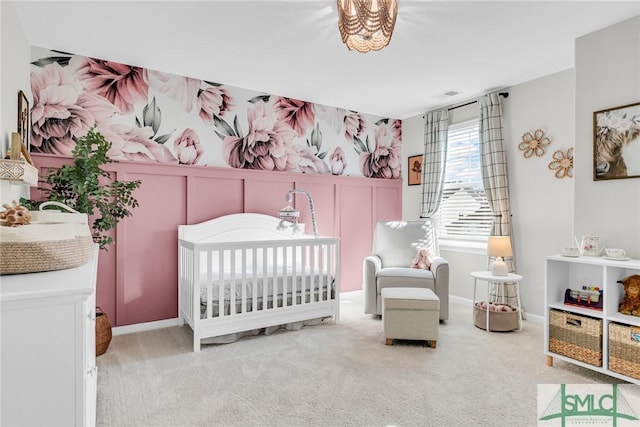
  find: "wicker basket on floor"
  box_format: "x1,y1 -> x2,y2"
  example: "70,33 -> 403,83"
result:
96,307 -> 112,356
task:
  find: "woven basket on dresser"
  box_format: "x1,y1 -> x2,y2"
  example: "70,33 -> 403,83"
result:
549,309 -> 603,367
609,322 -> 640,380
95,307 -> 112,356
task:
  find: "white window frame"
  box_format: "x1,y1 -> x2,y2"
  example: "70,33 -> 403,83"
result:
434,118 -> 491,253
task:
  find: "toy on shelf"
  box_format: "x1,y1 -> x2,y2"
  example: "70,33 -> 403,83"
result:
618,275 -> 640,317
563,285 -> 603,311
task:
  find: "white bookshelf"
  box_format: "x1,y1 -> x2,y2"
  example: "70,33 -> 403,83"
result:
544,255 -> 640,384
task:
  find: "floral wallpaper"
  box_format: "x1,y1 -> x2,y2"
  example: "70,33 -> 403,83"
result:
29,46 -> 402,179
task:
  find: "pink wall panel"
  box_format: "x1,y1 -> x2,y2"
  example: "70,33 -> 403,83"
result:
95,238 -> 116,322
339,185 -> 373,291
375,186 -> 402,223
117,172 -> 187,325
187,175 -> 244,224
293,181 -> 335,236
244,178 -> 294,216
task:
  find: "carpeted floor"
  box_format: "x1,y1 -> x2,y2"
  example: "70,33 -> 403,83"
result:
96,291 -> 627,427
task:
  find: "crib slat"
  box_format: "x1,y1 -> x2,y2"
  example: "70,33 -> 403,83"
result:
272,245 -> 279,309
230,249 -> 236,315
262,247 -> 268,311
218,249 -> 224,318
292,243 -> 298,306
241,248 -> 247,314
252,247 -> 258,313
206,250 -> 213,319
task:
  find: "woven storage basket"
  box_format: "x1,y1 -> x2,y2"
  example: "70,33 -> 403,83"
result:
473,302 -> 519,331
609,322 -> 640,380
96,307 -> 112,356
549,309 -> 602,367
1,202 -> 94,275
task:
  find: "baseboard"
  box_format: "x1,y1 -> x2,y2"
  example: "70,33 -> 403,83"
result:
450,295 -> 544,325
112,317 -> 181,336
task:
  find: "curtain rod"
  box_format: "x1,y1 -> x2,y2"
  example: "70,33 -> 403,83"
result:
422,92 -> 509,118
448,92 -> 509,111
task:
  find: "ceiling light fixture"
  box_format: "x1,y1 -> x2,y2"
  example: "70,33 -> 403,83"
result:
337,0 -> 398,53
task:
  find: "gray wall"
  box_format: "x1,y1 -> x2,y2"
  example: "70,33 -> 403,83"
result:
574,16 -> 640,257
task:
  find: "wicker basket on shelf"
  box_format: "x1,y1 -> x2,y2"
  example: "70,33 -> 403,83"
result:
548,309 -> 602,367
609,322 -> 640,380
96,307 -> 112,356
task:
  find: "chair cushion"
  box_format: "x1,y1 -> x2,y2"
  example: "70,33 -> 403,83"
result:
382,287 -> 440,311
373,221 -> 434,268
376,267 -> 435,292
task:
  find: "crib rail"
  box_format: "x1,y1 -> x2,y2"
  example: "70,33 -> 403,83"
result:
178,236 -> 340,351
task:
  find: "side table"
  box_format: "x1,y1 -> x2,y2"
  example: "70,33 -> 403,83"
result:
471,271 -> 523,332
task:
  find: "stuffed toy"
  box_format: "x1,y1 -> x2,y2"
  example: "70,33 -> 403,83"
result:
0,200 -> 31,227
411,248 -> 432,270
618,274 -> 640,316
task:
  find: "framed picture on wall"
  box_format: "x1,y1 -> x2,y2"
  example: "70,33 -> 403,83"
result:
593,102 -> 640,181
408,154 -> 423,186
17,90 -> 30,153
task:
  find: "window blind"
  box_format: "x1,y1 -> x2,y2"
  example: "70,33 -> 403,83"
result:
434,119 -> 492,241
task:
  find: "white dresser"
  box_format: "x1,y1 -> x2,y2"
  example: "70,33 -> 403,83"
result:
1,246 -> 99,426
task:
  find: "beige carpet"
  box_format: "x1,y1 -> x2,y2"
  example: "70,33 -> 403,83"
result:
96,291 -> 624,427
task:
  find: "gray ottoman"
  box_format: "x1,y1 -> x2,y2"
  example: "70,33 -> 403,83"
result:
382,287 -> 440,348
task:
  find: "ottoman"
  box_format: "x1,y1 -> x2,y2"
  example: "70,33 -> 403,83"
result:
382,287 -> 440,348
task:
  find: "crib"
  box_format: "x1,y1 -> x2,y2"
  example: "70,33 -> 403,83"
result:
178,213 -> 340,351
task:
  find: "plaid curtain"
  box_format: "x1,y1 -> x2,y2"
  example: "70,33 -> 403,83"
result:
420,109 -> 448,256
478,93 -> 516,273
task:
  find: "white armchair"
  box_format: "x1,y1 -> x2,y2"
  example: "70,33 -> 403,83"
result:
363,221 -> 449,320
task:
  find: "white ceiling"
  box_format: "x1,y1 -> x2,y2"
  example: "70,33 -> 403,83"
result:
12,1 -> 640,119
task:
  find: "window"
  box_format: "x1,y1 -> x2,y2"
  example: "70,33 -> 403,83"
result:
433,119 -> 492,242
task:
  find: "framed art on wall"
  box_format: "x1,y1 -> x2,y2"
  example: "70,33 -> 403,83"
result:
408,154 -> 423,186
17,90 -> 30,152
593,102 -> 640,181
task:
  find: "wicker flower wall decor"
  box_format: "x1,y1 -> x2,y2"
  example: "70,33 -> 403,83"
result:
548,147 -> 574,179
519,128 -> 551,158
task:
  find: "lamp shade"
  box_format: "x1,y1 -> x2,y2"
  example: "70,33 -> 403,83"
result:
488,236 -> 512,276
487,236 -> 513,258
337,0 -> 398,53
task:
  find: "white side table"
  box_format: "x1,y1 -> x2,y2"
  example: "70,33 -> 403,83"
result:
471,271 -> 523,332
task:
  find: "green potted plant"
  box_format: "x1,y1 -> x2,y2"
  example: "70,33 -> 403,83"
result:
21,128 -> 141,249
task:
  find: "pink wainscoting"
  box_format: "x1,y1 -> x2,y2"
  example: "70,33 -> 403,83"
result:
30,154 -> 401,326
338,184 -> 374,290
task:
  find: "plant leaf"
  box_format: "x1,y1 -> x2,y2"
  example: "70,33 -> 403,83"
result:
353,136 -> 367,154
310,124 -> 322,149
30,56 -> 71,68
318,151 -> 327,160
214,131 -> 227,141
375,118 -> 389,126
143,97 -> 162,135
213,114 -> 236,137
155,131 -> 174,144
233,115 -> 243,139
203,80 -> 222,87
248,95 -> 270,104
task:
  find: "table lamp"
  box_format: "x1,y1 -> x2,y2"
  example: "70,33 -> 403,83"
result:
487,236 -> 512,276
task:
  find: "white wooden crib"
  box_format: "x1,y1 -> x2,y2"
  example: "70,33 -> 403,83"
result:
178,213 -> 340,351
